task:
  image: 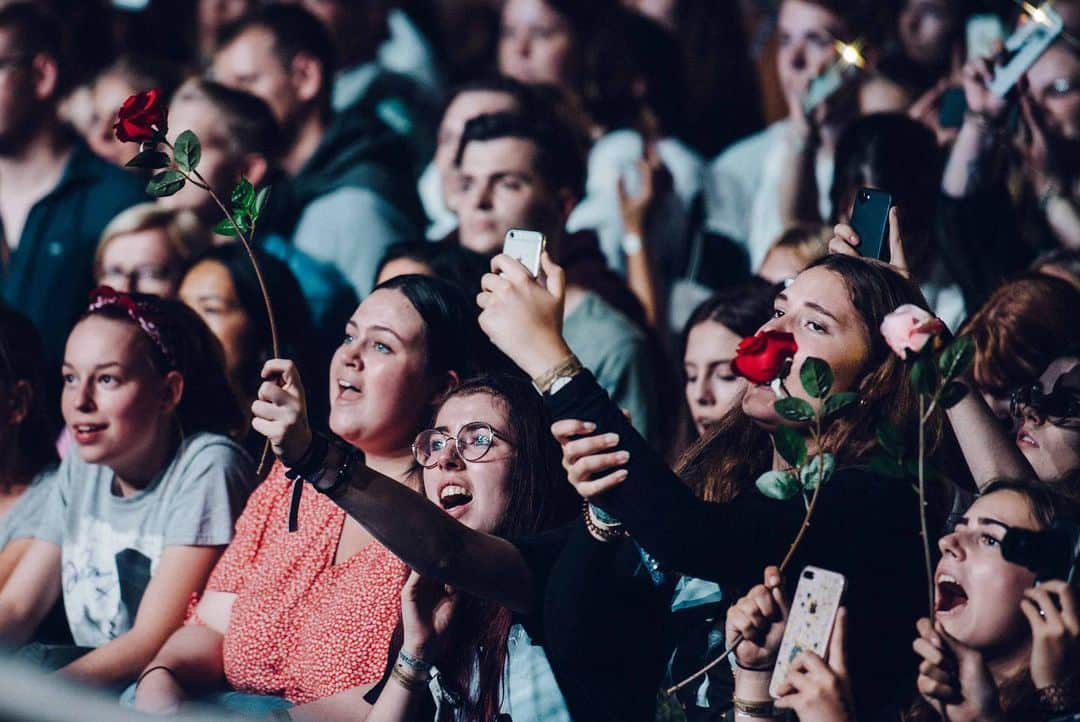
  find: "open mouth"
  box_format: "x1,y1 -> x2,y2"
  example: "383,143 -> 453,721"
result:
71,423 -> 107,443
935,574 -> 968,615
336,379 -> 362,399
439,484 -> 473,512
1016,429 -> 1039,449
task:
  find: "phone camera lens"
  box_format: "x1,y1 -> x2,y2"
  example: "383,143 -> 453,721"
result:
859,192 -> 869,201
804,570 -> 815,579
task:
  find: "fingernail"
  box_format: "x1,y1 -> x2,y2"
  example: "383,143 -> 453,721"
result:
767,574 -> 780,586
616,451 -> 630,462
583,422 -> 596,431
616,470 -> 629,479
606,433 -> 620,444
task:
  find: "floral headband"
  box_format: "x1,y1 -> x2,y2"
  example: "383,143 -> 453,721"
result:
87,286 -> 178,370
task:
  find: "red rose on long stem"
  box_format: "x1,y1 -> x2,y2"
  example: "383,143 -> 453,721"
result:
731,330 -> 798,385
114,89 -> 167,143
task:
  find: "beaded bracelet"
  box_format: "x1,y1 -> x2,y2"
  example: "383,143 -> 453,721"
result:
583,500 -> 629,542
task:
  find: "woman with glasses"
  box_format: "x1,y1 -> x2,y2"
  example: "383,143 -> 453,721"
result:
1013,354 -> 1080,484
133,275 -> 498,718
358,373 -> 578,722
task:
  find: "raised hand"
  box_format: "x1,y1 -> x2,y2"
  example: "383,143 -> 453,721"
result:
1020,580 -> 1080,689
913,617 -> 1004,722
827,206 -> 910,275
774,608 -> 854,722
725,566 -> 789,671
400,570 -> 457,662
250,358 -> 312,464
477,252 -> 573,379
550,419 -> 629,500
961,57 -> 1011,123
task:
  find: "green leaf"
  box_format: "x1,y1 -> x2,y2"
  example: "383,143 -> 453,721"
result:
145,170 -> 186,197
875,421 -> 905,457
822,391 -> 860,419
755,470 -> 801,501
231,177 -> 255,212
212,218 -> 239,236
173,130 -> 201,172
938,380 -> 969,410
253,186 -> 270,217
774,397 -> 815,422
938,335 -> 975,382
910,356 -> 936,397
800,452 -> 835,490
124,149 -> 170,170
868,454 -> 907,479
799,357 -> 833,399
772,426 -> 807,468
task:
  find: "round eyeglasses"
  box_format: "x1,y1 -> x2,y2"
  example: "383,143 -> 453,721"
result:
412,422 -> 510,468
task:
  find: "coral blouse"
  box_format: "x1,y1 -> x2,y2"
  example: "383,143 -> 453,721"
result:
195,462 -> 408,704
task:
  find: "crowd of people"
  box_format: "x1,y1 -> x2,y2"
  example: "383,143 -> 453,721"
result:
0,0 -> 1078,720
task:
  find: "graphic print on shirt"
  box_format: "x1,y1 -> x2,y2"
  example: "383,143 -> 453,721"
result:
61,515 -> 163,647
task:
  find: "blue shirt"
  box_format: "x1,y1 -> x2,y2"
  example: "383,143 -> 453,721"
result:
1,140 -> 145,371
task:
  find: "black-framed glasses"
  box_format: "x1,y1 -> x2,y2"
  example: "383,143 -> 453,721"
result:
412,422 -> 511,468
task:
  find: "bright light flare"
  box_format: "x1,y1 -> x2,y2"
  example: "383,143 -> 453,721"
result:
1023,2 -> 1051,25
834,41 -> 866,68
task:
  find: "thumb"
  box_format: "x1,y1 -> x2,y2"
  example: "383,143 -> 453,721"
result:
540,252 -> 565,300
828,607 -> 848,676
887,207 -> 909,274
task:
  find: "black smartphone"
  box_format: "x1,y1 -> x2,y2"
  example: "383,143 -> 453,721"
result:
849,188 -> 893,262
1001,518 -> 1080,583
938,87 -> 967,129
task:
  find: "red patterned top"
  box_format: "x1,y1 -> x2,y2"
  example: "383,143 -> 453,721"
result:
193,462 -> 408,704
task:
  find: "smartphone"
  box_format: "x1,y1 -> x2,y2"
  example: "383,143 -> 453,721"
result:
989,4 -> 1063,98
1001,518 -> 1080,583
938,87 -> 968,129
503,229 -> 546,277
769,566 -> 847,699
966,14 -> 1006,61
849,188 -> 893,262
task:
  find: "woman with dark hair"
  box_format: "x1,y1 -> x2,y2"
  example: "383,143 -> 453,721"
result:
179,243 -> 322,463
135,275 -> 501,717
0,307 -> 59,590
723,480 -> 1080,722
375,240 -> 489,295
362,373 -> 578,722
679,282 -> 777,457
0,289 -> 253,689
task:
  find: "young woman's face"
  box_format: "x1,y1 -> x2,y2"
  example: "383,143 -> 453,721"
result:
684,320 -> 746,435
1016,357 -> 1080,482
421,392 -> 514,535
329,289 -> 441,456
179,259 -> 253,381
498,0 -> 578,89
935,491 -> 1040,651
98,228 -> 183,298
61,317 -> 175,471
742,266 -> 871,426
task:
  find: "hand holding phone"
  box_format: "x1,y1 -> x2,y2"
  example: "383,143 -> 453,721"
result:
769,566 -> 846,698
848,188 -> 893,262
502,229 -> 546,278
989,4 -> 1064,97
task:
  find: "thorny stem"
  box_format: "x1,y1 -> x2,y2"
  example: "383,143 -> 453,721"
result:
167,140 -> 279,475
918,394 -> 935,617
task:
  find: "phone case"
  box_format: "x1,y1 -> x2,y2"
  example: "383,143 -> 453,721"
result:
503,229 -> 546,277
989,5 -> 1063,98
769,566 -> 846,699
849,188 -> 892,261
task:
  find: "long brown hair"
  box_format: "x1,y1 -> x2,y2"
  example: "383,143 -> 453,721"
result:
428,374 -> 577,722
678,255 -> 950,502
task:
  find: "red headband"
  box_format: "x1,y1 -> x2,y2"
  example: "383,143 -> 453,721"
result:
87,287 -> 178,370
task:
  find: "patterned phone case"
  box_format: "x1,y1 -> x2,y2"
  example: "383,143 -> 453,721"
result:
769,566 -> 846,699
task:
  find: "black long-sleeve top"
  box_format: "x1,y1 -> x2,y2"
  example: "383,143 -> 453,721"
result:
543,371 -> 929,720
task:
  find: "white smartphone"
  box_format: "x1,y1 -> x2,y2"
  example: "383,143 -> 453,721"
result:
966,14 -> 1006,61
503,229 -> 546,277
769,566 -> 847,699
989,4 -> 1063,97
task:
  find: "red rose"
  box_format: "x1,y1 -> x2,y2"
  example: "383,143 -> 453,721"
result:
732,330 -> 798,385
114,89 -> 167,143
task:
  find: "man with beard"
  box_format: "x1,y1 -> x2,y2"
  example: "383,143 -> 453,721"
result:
0,3 -> 143,383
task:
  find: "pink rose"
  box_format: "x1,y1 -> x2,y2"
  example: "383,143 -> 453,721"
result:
880,304 -> 947,359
